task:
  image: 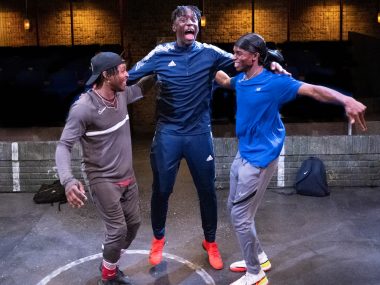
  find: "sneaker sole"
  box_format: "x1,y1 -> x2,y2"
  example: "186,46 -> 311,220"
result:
230,262 -> 271,273
260,260 -> 272,272
229,266 -> 247,272
258,276 -> 269,285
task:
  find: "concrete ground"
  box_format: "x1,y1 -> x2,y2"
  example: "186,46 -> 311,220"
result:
1,136 -> 380,285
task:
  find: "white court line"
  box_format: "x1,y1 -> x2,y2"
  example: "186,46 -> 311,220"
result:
11,142 -> 20,192
36,249 -> 215,285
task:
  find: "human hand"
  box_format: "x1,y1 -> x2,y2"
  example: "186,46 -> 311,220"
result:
136,74 -> 157,94
345,98 -> 367,131
66,182 -> 87,208
270,62 -> 291,76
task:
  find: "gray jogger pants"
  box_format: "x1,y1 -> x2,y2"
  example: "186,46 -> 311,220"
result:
228,152 -> 278,274
90,181 -> 141,263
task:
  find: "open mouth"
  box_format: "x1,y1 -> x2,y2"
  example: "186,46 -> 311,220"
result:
184,29 -> 195,40
234,61 -> 243,70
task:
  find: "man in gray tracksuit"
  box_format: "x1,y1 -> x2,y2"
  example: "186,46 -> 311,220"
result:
55,52 -> 153,285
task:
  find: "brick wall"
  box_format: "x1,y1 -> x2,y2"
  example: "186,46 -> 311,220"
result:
35,1 -> 72,46
1,0 -> 379,48
0,136 -> 379,193
201,0 -> 252,43
287,0 -> 341,41
214,135 -> 380,190
0,0 -> 120,47
253,0 -> 288,43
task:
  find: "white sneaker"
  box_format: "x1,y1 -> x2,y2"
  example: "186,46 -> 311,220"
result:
258,252 -> 271,272
230,271 -> 268,285
230,260 -> 248,272
258,252 -> 268,264
230,252 -> 271,272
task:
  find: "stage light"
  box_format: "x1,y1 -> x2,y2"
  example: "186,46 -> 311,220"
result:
201,15 -> 206,27
24,0 -> 30,30
24,18 -> 30,30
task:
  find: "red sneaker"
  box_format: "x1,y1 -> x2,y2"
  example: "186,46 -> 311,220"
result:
149,237 -> 165,265
202,240 -> 224,270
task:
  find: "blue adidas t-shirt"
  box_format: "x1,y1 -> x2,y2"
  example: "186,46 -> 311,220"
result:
231,69 -> 302,168
129,41 -> 233,135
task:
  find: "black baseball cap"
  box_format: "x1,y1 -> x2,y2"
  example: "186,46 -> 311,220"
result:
86,52 -> 125,86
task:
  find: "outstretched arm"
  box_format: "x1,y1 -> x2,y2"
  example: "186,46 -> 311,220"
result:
298,83 -> 367,131
215,70 -> 232,89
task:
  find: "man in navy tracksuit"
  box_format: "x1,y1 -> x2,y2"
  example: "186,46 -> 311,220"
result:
128,5 -> 232,270
128,5 -> 285,270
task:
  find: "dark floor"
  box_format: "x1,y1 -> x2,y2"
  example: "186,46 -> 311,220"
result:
1,136 -> 380,285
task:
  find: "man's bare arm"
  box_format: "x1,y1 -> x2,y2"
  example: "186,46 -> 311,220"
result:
215,70 -> 232,89
298,83 -> 367,131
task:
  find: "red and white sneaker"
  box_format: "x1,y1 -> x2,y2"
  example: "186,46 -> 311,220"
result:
230,270 -> 268,285
230,252 -> 271,272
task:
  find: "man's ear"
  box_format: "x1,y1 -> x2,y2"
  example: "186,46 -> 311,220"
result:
172,24 -> 176,32
252,53 -> 259,63
102,71 -> 107,79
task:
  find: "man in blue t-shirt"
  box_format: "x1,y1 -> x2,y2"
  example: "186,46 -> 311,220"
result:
215,33 -> 367,285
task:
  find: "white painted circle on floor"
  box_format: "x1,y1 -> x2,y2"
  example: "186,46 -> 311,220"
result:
35,249 -> 215,285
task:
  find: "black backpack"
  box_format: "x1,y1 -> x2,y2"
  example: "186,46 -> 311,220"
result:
33,180 -> 67,210
294,157 -> 330,197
